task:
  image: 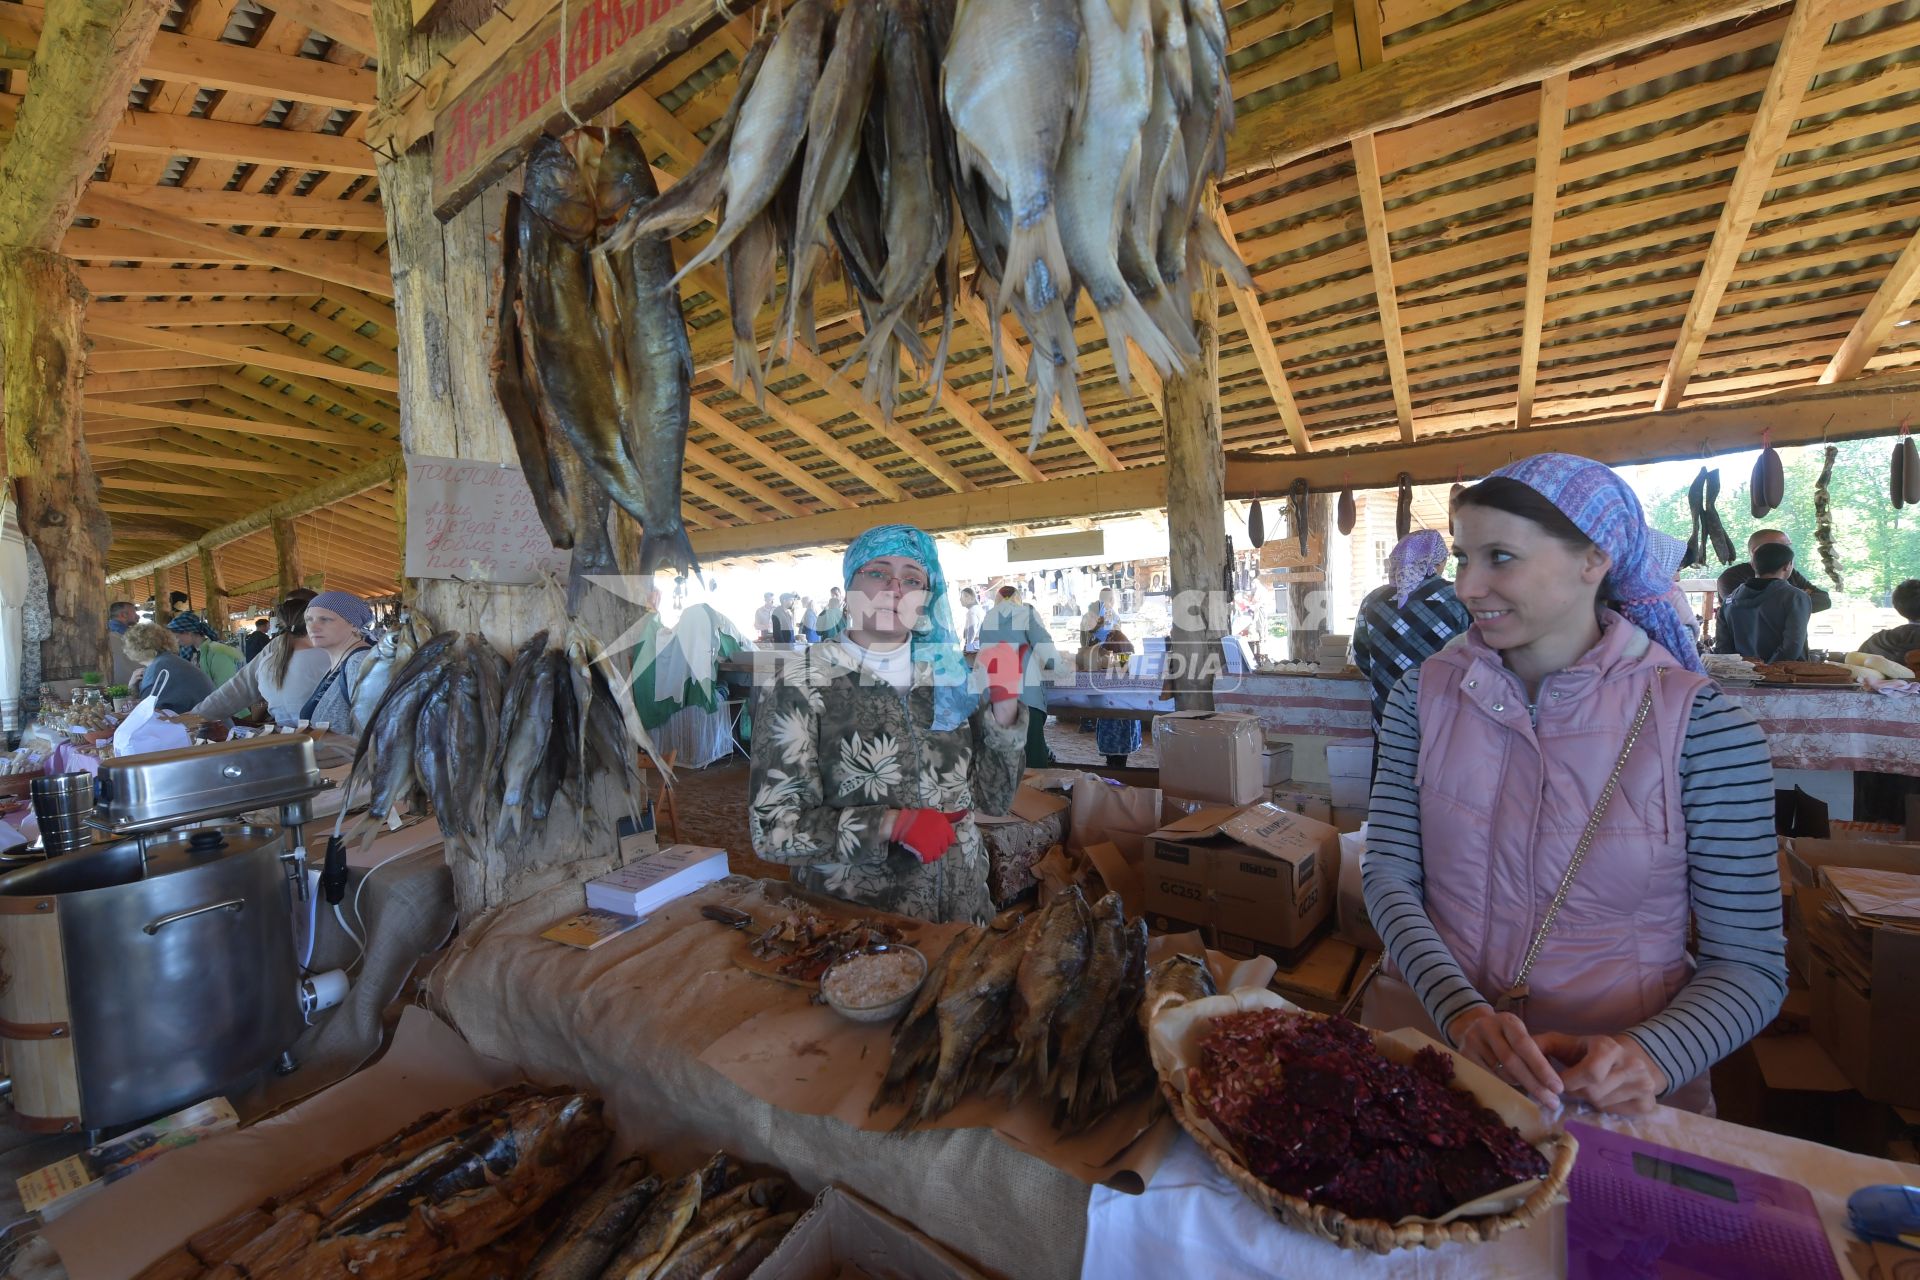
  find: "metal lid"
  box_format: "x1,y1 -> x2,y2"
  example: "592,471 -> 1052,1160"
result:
0,824 -> 284,898
94,736 -> 331,834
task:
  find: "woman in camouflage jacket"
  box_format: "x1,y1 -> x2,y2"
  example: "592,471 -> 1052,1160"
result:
748,525 -> 1028,924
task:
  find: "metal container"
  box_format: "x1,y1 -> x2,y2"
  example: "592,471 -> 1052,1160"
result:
0,824 -> 302,1130
31,772 -> 96,856
93,735 -> 331,835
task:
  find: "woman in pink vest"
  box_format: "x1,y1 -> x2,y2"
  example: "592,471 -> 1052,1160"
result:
1362,454 -> 1786,1115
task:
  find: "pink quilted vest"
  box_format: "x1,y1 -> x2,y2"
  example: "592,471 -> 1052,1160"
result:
1366,612 -> 1713,1102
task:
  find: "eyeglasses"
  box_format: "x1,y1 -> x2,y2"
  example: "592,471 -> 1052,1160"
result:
854,567 -> 928,594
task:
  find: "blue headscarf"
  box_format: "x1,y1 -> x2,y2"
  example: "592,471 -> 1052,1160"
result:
842,524 -> 978,731
1488,454 -> 1706,674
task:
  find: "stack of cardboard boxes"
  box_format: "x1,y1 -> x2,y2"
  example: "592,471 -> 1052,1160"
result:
1780,833 -> 1920,1108
1141,711 -> 1376,1009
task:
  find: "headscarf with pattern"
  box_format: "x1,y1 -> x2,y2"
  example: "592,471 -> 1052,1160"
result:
1487,453 -> 1706,674
1388,530 -> 1450,607
842,524 -> 977,731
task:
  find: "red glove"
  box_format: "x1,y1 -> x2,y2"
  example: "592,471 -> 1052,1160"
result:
978,642 -> 1027,704
891,808 -> 968,863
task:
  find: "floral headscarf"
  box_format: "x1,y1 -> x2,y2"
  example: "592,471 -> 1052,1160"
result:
1388,530 -> 1450,607
1488,454 -> 1706,674
843,524 -> 977,731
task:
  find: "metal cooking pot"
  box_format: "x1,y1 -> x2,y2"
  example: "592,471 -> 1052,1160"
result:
0,824 -> 302,1130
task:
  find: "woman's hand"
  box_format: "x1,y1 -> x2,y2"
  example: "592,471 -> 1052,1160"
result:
1446,1007 -> 1564,1108
1534,1032 -> 1667,1115
891,808 -> 968,863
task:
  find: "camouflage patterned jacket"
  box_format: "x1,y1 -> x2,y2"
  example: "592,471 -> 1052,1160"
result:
747,640 -> 1028,924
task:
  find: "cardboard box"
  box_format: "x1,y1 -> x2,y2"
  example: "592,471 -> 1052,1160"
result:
1782,836 -> 1920,891
1261,740 -> 1295,787
1330,775 -> 1371,808
750,1186 -> 987,1280
1334,827 -> 1381,950
1266,934 -> 1368,1015
1324,740 -> 1374,780
1329,805 -> 1367,835
1153,711 -> 1265,806
1268,783 -> 1333,825
1142,802 -> 1335,955
1805,882 -> 1920,1107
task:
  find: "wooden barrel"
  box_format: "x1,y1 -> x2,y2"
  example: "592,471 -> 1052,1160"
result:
0,892 -> 81,1131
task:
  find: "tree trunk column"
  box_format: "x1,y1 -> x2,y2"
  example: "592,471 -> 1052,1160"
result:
1285,494 -> 1332,662
1163,273 -> 1226,712
271,516 -> 304,599
0,248 -> 111,681
199,545 -> 227,631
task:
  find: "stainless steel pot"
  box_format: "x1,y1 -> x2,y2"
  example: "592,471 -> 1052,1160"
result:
0,824 -> 302,1130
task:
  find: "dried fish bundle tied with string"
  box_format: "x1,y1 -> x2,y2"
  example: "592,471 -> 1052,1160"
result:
601,0 -> 1246,454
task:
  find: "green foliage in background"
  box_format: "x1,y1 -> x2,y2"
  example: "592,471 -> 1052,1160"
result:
1636,436 -> 1920,607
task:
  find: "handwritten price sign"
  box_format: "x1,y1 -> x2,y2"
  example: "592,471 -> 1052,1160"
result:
404,454 -> 570,583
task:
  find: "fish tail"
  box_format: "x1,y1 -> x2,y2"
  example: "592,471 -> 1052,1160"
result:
997,209 -> 1068,319
732,332 -> 768,408
1144,287 -> 1197,362
1100,292 -> 1189,398
1189,212 -> 1252,289
640,524 -> 702,581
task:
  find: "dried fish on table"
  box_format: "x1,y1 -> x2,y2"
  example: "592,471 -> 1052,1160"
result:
520,1155 -> 658,1280
749,907 -> 905,981
600,1166 -> 706,1280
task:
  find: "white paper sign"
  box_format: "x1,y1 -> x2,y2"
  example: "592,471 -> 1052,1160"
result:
403,454 -> 569,583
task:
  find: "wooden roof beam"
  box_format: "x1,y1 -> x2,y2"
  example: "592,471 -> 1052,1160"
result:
896,346 -> 1044,485
1515,73 -> 1570,430
1209,203 -> 1310,454
1819,228 -> 1920,384
87,320 -> 401,391
1225,0 -> 1782,182
91,100 -> 377,176
104,454 -> 400,582
0,0 -> 169,249
85,368 -> 221,395
81,190 -> 393,297
78,266 -> 328,298
80,396 -> 375,446
86,348 -> 234,374
686,397 -> 851,511
101,477 -> 235,497
80,184 -> 385,233
89,444 -> 310,474
1350,135 -> 1415,442
711,360 -> 912,502
88,298 -> 300,326
683,440 -> 807,519
775,344 -> 975,494
1655,0 -> 1838,409
259,0 -> 377,56
0,6 -> 376,109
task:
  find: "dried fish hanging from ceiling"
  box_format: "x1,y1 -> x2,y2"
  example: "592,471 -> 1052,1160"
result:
600,0 -> 1248,454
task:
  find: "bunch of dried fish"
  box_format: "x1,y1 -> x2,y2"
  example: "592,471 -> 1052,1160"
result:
492,625 -> 659,842
602,0 -> 1244,450
498,125 -> 697,594
134,1086 -> 609,1280
749,907 -> 905,981
1815,444 -> 1845,590
598,1153 -> 797,1280
874,886 -> 1151,1133
346,623 -> 658,845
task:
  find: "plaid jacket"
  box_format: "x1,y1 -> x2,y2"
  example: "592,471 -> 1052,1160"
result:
1351,577 -> 1471,727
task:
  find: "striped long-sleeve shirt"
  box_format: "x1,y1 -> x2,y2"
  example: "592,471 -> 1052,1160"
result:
1362,669 -> 1788,1094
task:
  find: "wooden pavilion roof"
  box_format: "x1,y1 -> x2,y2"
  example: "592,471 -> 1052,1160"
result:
11,0 -> 1920,589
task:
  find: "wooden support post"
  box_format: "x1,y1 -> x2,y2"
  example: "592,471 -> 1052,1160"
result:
271,516 -> 304,600
0,250 -> 112,680
1284,495 -> 1332,662
1162,274 -> 1225,712
198,545 -> 227,628
374,0 -> 640,922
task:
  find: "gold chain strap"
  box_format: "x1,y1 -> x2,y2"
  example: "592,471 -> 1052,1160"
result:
1495,668 -> 1663,1013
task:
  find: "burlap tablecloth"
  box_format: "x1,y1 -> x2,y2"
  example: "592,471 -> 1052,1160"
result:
427,877 -> 1092,1280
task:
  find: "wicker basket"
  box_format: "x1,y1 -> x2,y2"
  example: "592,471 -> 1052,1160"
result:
1150,992 -> 1580,1254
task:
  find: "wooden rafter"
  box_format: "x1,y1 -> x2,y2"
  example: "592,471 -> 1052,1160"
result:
897,346 -> 1044,485
259,0 -> 377,56
73,192 -> 393,295
1655,0 -> 1838,409
687,396 -> 852,511
715,357 -> 912,502
88,298 -> 296,326
80,397 -> 377,445
1209,202 -> 1309,453
79,184 -> 386,233
683,440 -> 806,518
1820,228 -> 1920,383
87,320 -> 400,391
78,267 -> 327,297
1225,0 -> 1782,180
775,344 -> 975,493
1515,72 -> 1571,429
951,293 -> 1122,472
1350,136 -> 1415,442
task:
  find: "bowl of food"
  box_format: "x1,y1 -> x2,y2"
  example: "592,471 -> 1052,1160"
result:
820,945 -> 927,1023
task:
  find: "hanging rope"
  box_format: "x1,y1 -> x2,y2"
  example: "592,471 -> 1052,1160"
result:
556,0 -> 587,128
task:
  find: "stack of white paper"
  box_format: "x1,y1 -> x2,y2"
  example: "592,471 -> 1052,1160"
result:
585,844 -> 730,917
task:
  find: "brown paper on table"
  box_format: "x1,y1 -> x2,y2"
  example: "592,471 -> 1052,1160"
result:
1823,865 -> 1920,924
40,1006 -> 520,1280
697,927 -> 1202,1191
